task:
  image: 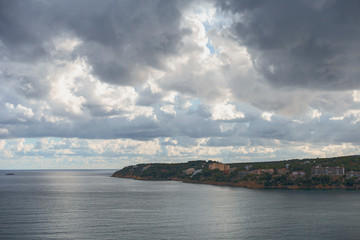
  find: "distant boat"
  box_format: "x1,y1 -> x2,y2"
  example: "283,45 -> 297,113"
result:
5,173 -> 15,175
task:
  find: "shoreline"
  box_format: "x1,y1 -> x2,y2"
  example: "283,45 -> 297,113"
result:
112,175 -> 353,190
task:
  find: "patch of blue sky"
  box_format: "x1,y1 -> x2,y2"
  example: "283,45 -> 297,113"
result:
189,98 -> 202,111
201,20 -> 217,55
202,20 -> 212,32
24,138 -> 40,145
201,10 -> 233,30
24,137 -> 67,146
206,40 -> 216,54
201,14 -> 231,55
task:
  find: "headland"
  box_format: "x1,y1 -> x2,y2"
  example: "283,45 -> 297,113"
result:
112,155 -> 360,189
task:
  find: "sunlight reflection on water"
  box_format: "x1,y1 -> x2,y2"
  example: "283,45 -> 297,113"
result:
1,170 -> 360,239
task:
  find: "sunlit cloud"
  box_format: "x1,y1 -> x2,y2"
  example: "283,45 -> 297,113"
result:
1,0 -> 360,168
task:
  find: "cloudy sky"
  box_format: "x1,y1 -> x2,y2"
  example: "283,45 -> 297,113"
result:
1,0 -> 360,169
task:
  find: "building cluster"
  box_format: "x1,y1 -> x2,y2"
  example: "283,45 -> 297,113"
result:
346,171 -> 360,179
251,168 -> 275,175
310,166 -> 360,179
207,162 -> 360,180
208,162 -> 307,178
243,168 -> 305,177
291,171 -> 305,177
209,163 -> 230,172
311,166 -> 344,176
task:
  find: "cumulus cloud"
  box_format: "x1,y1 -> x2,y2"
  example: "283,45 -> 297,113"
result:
0,103 -> 34,123
212,102 -> 244,120
1,0 -> 360,168
1,0 -> 191,83
216,0 -> 360,90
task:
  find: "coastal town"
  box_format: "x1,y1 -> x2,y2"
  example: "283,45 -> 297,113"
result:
112,155 -> 360,189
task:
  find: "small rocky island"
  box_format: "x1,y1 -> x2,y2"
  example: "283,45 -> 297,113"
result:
112,155 -> 360,189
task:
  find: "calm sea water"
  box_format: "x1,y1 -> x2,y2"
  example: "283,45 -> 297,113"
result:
1,170 -> 360,240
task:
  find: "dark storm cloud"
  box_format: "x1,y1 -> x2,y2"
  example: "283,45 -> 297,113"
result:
135,88 -> 164,106
207,136 -> 250,147
0,0 -> 52,61
66,0 -> 191,85
16,76 -> 51,99
3,115 -> 162,140
0,0 -> 191,85
217,0 -> 360,90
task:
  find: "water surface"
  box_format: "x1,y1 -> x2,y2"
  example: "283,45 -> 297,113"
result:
1,170 -> 359,239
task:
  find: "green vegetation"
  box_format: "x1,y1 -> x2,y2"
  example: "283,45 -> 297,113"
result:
112,155 -> 360,189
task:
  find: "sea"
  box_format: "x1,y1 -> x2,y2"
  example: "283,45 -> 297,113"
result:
1,170 -> 360,240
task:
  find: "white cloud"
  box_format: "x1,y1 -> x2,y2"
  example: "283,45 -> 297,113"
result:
48,58 -> 89,117
311,109 -> 322,119
212,102 -> 244,120
353,90 -> 360,102
294,143 -> 360,158
52,35 -> 82,53
261,112 -> 273,121
329,110 -> 360,124
162,91 -> 177,104
0,103 -> 35,123
344,110 -> 360,124
1,1 -> 360,169
0,140 -> 5,150
160,105 -> 176,116
330,116 -> 344,121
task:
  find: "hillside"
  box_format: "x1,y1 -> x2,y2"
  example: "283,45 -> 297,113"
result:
112,155 -> 360,189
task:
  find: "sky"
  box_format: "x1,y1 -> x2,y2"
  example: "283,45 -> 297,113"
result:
1,0 -> 360,169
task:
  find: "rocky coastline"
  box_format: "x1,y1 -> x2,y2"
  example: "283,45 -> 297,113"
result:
112,173 -> 355,190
